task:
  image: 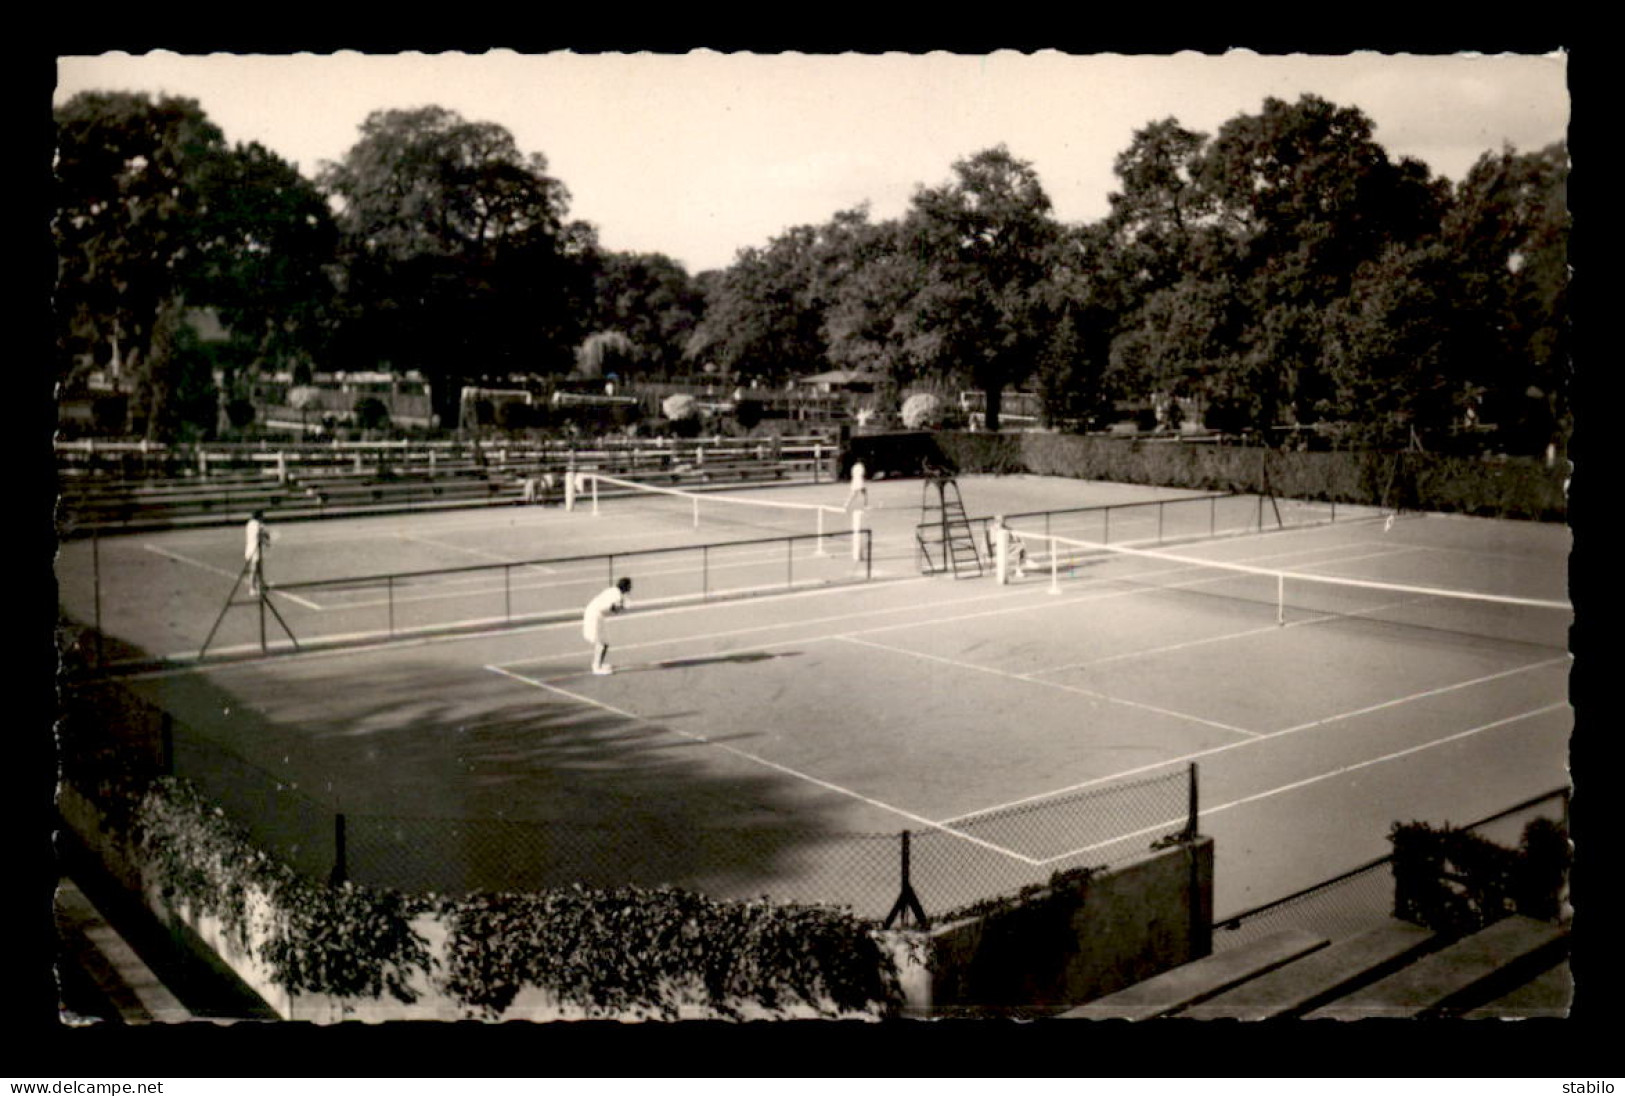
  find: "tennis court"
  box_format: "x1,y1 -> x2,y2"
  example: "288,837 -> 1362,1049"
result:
57,473 -> 1572,923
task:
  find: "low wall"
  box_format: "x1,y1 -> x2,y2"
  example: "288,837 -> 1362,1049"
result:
921,838 -> 1214,1017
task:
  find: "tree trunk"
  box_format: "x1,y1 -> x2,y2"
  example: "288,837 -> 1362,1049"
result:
984,383 -> 1003,433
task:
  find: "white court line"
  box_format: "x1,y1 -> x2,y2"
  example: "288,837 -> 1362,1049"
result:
397,532 -> 558,573
142,542 -> 240,578
838,634 -> 1262,739
141,543 -> 322,610
483,662 -> 1041,865
937,656 -> 1569,827
1029,701 -> 1569,867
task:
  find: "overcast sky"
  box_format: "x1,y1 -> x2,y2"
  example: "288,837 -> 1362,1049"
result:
53,49 -> 1569,274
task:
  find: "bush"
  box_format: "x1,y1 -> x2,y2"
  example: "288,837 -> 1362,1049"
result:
663,393 -> 699,421
1390,815 -> 1570,935
901,393 -> 946,430
353,396 -> 391,432
734,398 -> 765,431
224,397 -> 257,430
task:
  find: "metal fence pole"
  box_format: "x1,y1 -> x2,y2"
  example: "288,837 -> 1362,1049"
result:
92,529 -> 104,670
883,829 -> 929,930
159,713 -> 175,777
1186,761 -> 1200,839
330,813 -> 348,886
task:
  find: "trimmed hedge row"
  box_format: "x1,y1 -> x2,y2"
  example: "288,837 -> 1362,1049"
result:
933,433 -> 1567,521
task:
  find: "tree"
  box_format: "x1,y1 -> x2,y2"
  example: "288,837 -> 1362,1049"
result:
895,147 -> 1062,431
1085,95 -> 1456,436
686,223 -> 830,381
588,252 -> 705,376
1439,143 -> 1570,452
319,107 -> 595,422
575,331 -> 639,379
821,211 -> 929,380
185,141 -> 340,381
54,91 -> 227,437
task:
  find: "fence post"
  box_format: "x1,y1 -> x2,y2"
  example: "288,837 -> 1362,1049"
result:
883,830 -> 929,930
159,713 -> 175,777
1186,761 -> 1200,840
330,813 -> 348,886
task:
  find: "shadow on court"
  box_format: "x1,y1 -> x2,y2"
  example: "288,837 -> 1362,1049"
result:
644,650 -> 803,671
83,655 -> 896,910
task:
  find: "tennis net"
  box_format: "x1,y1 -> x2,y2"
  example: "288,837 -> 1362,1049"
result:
580,472 -> 847,541
999,527 -> 1572,652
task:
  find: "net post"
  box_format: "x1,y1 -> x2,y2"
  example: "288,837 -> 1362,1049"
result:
1276,573 -> 1285,626
591,473 -> 599,516
815,508 -> 827,556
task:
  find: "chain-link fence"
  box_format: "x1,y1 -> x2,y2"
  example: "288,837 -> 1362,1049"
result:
57,681 -> 1198,925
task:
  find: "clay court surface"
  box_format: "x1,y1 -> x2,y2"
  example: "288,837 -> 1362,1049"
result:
57,474 -> 1573,922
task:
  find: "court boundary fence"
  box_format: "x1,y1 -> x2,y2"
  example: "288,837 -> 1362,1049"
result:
187,527 -> 874,662
56,680 -> 1201,927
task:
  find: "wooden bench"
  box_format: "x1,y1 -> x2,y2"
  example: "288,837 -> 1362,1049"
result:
303,477 -> 514,510
1178,921 -> 1439,1020
694,460 -> 787,484
1058,929 -> 1329,1021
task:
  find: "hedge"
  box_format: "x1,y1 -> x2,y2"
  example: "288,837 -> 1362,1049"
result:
1389,816 -> 1571,935
104,775 -> 906,1021
932,433 -> 1567,521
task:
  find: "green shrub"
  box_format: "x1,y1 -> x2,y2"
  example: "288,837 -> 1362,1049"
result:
106,772 -> 903,1020
439,887 -> 903,1021
901,393 -> 945,430
1390,816 -> 1570,934
930,432 -> 1565,520
734,398 -> 764,431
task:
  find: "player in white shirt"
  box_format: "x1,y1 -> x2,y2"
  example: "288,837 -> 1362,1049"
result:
583,577 -> 633,675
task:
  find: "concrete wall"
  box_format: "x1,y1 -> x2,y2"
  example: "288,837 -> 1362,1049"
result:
922,838 -> 1213,1017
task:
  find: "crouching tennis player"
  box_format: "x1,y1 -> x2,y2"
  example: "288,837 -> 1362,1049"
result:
584,577 -> 633,675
